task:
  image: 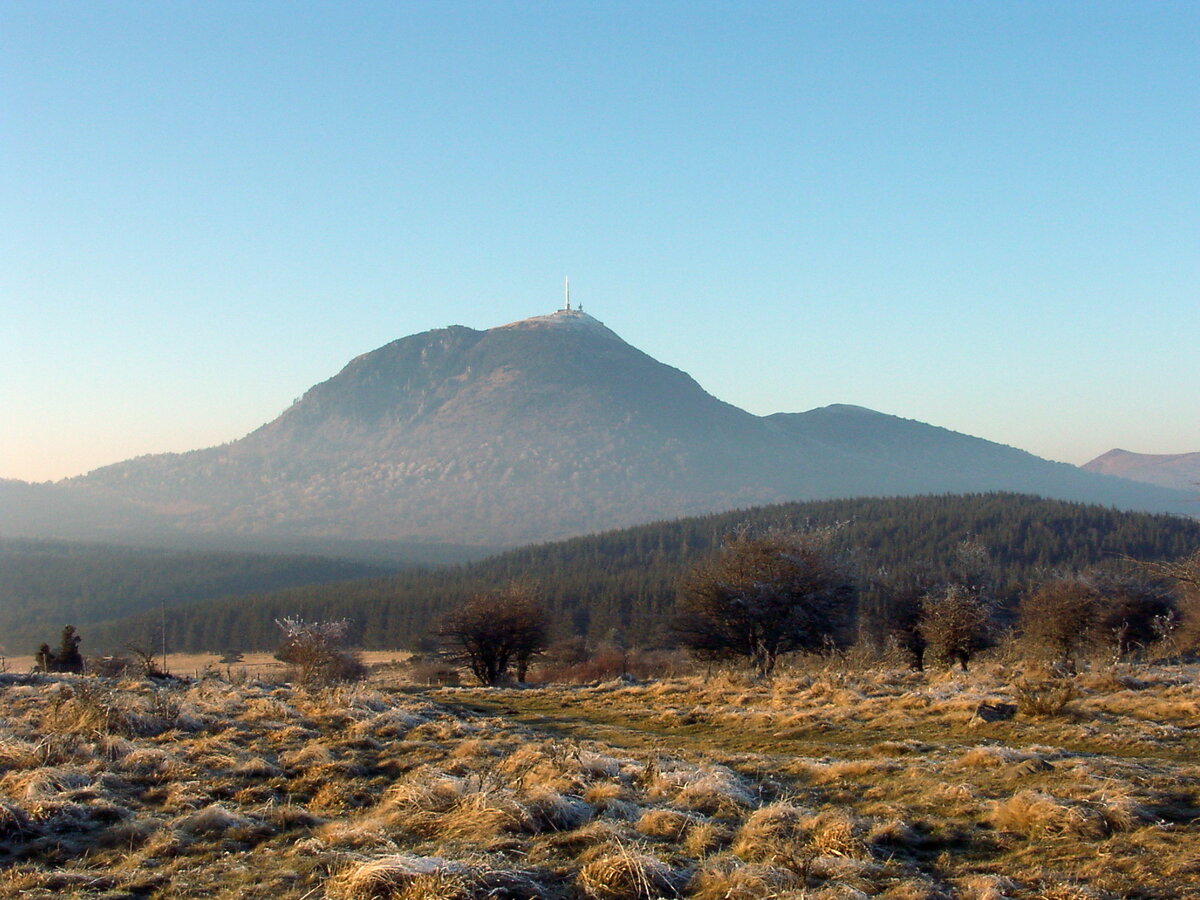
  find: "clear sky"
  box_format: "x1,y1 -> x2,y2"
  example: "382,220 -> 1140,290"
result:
3,2 -> 1197,483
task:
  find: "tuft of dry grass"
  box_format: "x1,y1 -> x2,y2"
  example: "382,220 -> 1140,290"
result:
174,803 -> 257,836
988,790 -> 1108,838
1014,678 -> 1078,718
730,801 -> 810,863
635,808 -> 695,841
576,846 -> 682,900
325,854 -> 474,900
689,856 -> 804,900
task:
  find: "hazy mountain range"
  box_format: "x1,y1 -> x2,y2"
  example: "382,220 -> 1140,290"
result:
2,309 -> 1195,547
1082,449 -> 1200,494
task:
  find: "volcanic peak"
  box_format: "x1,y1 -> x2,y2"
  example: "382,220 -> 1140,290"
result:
494,308 -> 625,343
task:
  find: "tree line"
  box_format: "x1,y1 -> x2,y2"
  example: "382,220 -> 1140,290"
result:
363,526 -> 1200,687
73,493 -> 1200,656
0,538 -> 390,653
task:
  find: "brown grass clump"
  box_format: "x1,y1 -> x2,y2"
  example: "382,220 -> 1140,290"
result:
116,746 -> 184,777
654,762 -> 754,817
954,745 -> 1029,768
40,682 -> 141,737
328,854 -> 549,900
174,803 -> 256,836
583,782 -> 636,816
988,791 -> 1107,838
0,738 -> 41,770
953,873 -> 1021,900
689,856 -> 804,900
682,819 -> 733,857
522,787 -> 593,832
378,773 -> 532,841
807,810 -> 869,859
576,847 -> 682,900
635,808 -> 695,841
326,854 -> 474,900
730,801 -> 810,862
1014,678 -> 1078,718
281,743 -> 335,770
232,754 -> 282,778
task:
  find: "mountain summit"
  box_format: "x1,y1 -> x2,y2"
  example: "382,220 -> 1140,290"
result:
5,310 -> 1195,545
1082,449 -> 1200,493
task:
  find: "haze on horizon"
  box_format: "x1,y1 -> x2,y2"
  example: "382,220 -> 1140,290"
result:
3,2 -> 1197,484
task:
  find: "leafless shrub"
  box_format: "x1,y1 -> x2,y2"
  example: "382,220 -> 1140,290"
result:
87,655 -> 136,678
1013,677 -> 1077,717
1093,570 -> 1179,660
275,617 -> 366,685
919,585 -> 993,672
440,581 -> 550,686
1018,578 -> 1102,673
124,643 -> 169,678
675,529 -> 856,678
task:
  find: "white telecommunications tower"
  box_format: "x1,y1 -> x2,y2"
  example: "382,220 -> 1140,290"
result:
563,276 -> 571,311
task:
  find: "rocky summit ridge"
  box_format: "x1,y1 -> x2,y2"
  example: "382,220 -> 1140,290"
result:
3,310 -> 1195,546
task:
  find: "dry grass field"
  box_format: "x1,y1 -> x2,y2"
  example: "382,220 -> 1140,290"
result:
1,659 -> 1197,899
1,652 -> 412,679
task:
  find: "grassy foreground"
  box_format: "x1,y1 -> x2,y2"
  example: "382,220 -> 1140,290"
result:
1,661 -> 1197,899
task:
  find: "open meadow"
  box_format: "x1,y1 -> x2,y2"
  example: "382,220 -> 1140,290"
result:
1,657 -> 1198,900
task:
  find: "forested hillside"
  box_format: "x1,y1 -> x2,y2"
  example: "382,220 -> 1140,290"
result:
84,494 -> 1200,654
0,540 -> 393,655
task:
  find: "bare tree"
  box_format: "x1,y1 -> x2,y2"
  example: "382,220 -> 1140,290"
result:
920,584 -> 992,672
275,617 -> 366,684
1131,550 -> 1200,654
1137,549 -> 1200,593
440,582 -> 550,686
880,575 -> 932,671
674,530 -> 855,678
1094,570 -> 1178,659
1019,577 -> 1102,673
125,643 -> 168,678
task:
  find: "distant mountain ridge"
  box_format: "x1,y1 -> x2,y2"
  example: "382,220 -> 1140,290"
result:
2,309 -> 1195,546
1082,449 -> 1200,494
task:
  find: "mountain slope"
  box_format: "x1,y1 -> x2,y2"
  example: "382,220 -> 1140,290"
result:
3,310 -> 1195,546
1082,449 -> 1200,494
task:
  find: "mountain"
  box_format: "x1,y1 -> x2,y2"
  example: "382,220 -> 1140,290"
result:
1082,449 -> 1200,495
3,309 -> 1195,546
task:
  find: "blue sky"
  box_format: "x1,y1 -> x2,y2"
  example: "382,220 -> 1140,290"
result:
3,2 -> 1197,482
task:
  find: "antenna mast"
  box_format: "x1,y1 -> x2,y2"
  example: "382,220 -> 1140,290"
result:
564,276 -> 571,311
